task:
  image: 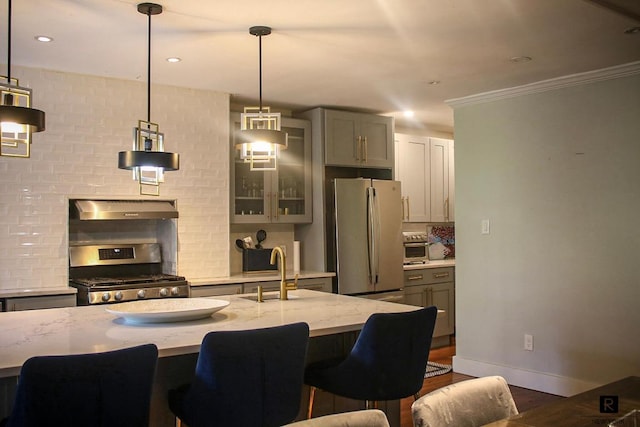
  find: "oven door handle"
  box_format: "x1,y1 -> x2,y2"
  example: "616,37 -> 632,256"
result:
404,242 -> 429,248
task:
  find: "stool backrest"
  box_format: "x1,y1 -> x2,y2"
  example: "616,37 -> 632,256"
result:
411,375 -> 519,427
341,306 -> 438,400
182,322 -> 310,427
5,343 -> 158,427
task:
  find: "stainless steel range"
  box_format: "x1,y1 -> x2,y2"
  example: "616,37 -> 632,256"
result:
69,243 -> 189,305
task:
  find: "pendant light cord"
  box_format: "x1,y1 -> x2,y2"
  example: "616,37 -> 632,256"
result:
146,10 -> 152,124
258,33 -> 263,113
6,0 -> 12,83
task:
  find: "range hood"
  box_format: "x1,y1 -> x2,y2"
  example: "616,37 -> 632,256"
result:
70,199 -> 178,220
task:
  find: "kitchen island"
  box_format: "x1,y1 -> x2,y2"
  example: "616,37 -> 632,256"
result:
0,289 -> 418,426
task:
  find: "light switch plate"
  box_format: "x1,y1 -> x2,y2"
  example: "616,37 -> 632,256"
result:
481,219 -> 490,235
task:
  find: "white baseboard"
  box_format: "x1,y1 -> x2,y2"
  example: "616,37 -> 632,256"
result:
452,356 -> 600,397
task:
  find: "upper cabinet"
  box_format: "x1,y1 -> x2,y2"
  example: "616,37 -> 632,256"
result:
231,115 -> 312,224
395,134 -> 454,223
429,138 -> 454,222
324,109 -> 394,168
395,134 -> 430,222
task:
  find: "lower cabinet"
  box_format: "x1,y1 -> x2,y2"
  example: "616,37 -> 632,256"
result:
2,294 -> 77,311
190,277 -> 333,298
244,277 -> 332,294
403,267 -> 455,345
189,284 -> 243,298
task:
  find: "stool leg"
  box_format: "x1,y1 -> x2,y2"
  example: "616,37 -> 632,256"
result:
414,392 -> 420,401
307,386 -> 317,419
365,400 -> 378,409
175,417 -> 182,427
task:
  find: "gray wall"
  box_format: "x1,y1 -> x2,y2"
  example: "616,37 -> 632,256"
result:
451,65 -> 640,396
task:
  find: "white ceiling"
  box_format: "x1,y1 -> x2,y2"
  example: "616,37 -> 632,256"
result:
2,0 -> 639,133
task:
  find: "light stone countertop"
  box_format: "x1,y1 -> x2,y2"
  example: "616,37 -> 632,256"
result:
0,289 -> 418,378
404,259 -> 455,270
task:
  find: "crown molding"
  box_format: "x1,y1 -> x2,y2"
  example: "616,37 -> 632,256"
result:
446,61 -> 640,108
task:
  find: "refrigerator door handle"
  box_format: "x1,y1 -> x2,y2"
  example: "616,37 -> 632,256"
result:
367,186 -> 380,284
366,186 -> 374,284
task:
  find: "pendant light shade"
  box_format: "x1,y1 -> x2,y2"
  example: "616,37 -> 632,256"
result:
118,2 -> 179,196
0,0 -> 46,158
237,26 -> 287,171
118,150 -> 179,170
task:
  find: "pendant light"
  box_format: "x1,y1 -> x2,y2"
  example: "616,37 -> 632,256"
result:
0,0 -> 46,158
118,2 -> 179,196
237,26 -> 287,171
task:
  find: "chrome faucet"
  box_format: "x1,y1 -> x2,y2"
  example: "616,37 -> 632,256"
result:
268,246 -> 297,301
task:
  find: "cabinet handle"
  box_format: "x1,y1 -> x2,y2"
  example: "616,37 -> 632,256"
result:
273,193 -> 278,220
407,275 -> 423,281
356,136 -> 362,161
401,197 -> 405,220
445,197 -> 449,222
406,197 -> 410,221
434,272 -> 449,279
363,136 -> 368,163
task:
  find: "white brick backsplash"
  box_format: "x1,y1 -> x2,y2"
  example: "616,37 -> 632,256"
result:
0,66 -> 231,291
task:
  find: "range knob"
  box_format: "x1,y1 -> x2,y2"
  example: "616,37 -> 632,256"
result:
114,291 -> 123,301
159,288 -> 169,297
137,289 -> 146,299
170,287 -> 180,296
101,292 -> 111,302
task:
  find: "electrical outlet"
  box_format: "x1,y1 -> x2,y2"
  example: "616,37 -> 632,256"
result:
524,334 -> 534,351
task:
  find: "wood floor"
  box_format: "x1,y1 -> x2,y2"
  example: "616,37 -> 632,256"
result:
400,339 -> 564,427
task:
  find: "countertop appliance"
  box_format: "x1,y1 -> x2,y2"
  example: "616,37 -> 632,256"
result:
69,243 -> 188,305
403,231 -> 430,265
333,178 -> 404,298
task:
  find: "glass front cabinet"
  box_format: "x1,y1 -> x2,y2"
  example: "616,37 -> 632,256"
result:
231,114 -> 312,224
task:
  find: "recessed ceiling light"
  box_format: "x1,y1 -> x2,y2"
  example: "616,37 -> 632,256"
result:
624,26 -> 640,35
35,35 -> 53,42
403,110 -> 415,118
166,57 -> 181,63
510,56 -> 532,63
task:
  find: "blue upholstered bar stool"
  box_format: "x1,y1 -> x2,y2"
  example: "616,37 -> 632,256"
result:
305,306 -> 438,418
168,322 -> 310,427
0,343 -> 158,427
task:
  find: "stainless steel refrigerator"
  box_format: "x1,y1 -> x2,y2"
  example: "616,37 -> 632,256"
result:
333,178 -> 404,301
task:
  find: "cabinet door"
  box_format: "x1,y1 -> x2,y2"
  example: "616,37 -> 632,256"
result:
429,138 -> 451,222
404,284 -> 429,308
447,139 -> 455,221
231,117 -> 271,223
273,118 -> 312,223
244,280 -> 281,294
296,277 -> 332,292
360,114 -> 394,168
4,295 -> 76,311
429,282 -> 455,337
395,134 -> 430,222
324,110 -> 360,167
190,284 -> 243,298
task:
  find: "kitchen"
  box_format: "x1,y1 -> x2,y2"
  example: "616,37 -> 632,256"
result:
1,0 -> 639,423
